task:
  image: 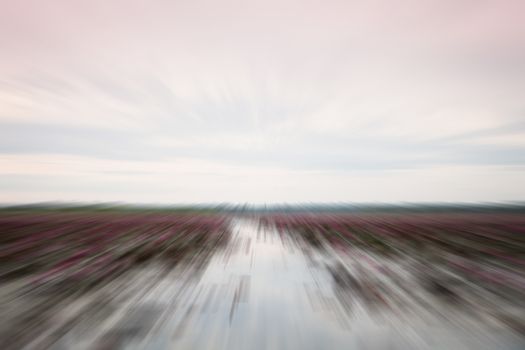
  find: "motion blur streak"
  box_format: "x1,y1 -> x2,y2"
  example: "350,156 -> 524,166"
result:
0,205 -> 524,349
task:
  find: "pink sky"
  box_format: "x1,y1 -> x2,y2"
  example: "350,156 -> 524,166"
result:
1,0 -> 524,203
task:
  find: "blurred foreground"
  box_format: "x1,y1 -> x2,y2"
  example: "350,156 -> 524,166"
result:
1,205 -> 524,349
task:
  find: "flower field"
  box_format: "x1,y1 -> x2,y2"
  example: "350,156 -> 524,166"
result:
0,206 -> 524,349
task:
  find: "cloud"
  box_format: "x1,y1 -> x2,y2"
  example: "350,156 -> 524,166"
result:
0,0 -> 524,202
0,154 -> 524,203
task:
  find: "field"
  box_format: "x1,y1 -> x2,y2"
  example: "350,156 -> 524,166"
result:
0,206 -> 524,349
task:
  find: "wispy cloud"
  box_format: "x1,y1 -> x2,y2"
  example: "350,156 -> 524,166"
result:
1,0 -> 524,202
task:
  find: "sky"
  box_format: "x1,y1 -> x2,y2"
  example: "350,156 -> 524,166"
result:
1,0 -> 525,204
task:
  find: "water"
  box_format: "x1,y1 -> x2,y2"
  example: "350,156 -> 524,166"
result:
27,217 -> 525,349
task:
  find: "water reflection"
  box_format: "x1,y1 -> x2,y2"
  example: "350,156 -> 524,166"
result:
0,213 -> 524,349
